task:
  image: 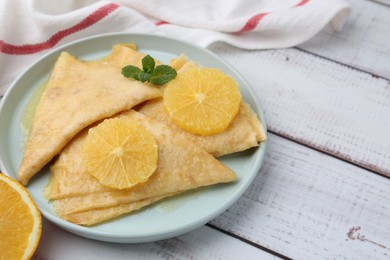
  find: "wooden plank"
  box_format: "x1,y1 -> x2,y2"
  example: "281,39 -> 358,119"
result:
369,0 -> 390,7
33,219 -> 279,260
211,133 -> 390,259
210,44 -> 390,176
298,0 -> 390,79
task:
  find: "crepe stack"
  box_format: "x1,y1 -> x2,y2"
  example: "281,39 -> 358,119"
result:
21,44 -> 266,226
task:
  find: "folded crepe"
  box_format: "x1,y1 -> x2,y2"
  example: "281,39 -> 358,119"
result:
48,110 -> 236,224
137,98 -> 265,157
18,51 -> 162,185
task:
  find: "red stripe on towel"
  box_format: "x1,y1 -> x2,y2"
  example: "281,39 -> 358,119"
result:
295,0 -> 310,7
240,0 -> 310,32
155,21 -> 169,26
0,3 -> 119,55
240,13 -> 269,32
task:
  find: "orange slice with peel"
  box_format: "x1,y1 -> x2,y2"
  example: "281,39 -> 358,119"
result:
163,67 -> 241,135
0,173 -> 42,260
83,117 -> 158,190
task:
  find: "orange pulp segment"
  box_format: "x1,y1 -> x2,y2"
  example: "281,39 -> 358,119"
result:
83,118 -> 158,190
0,174 -> 42,260
163,67 -> 241,135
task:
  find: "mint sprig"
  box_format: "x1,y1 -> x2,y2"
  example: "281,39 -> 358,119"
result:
121,55 -> 177,85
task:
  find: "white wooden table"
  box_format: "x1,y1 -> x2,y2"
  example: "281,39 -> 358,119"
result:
2,0 -> 389,259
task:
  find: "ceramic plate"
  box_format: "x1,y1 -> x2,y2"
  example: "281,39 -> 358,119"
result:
0,33 -> 267,243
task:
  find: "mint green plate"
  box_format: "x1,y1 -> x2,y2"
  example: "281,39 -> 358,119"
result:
0,33 -> 267,243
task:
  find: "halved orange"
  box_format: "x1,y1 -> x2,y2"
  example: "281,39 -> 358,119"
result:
83,117 -> 158,190
0,173 -> 42,260
163,67 -> 241,135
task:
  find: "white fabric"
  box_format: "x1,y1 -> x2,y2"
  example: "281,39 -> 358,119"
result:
0,0 -> 350,95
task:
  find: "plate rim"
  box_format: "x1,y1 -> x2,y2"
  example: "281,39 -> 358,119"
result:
0,32 -> 267,243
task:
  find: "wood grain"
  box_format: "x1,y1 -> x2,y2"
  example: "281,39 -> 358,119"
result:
369,0 -> 390,8
33,218 -> 279,260
298,0 -> 390,79
211,133 -> 390,259
210,43 -> 390,177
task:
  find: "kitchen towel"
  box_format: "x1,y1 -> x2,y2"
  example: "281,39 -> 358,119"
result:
0,0 -> 351,95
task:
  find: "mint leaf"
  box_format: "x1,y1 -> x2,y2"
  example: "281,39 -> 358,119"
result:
121,65 -> 142,80
121,55 -> 177,86
142,55 -> 155,73
150,65 -> 177,85
138,71 -> 151,82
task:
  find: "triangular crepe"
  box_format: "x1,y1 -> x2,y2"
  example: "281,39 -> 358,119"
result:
137,98 -> 266,157
49,110 -> 236,218
18,51 -> 162,185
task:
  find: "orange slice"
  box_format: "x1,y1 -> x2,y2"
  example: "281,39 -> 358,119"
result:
0,174 -> 42,260
163,67 -> 241,135
83,117 -> 158,190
